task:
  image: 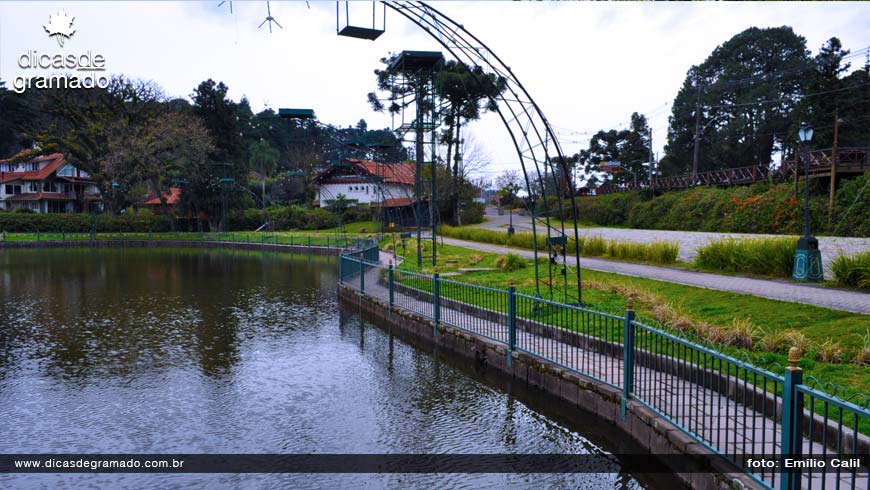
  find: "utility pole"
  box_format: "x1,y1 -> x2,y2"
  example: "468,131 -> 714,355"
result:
828,111 -> 840,227
691,82 -> 703,181
648,127 -> 655,192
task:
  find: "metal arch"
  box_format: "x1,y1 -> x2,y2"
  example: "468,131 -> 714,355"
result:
382,1 -> 583,304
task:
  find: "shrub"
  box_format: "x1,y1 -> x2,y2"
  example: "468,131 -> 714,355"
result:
831,251 -> 870,290
854,329 -> 870,366
760,328 -> 809,355
581,235 -> 608,256
460,202 -> 485,225
494,253 -> 526,272
727,317 -> 762,349
695,237 -> 796,277
816,340 -> 844,364
0,211 -> 172,233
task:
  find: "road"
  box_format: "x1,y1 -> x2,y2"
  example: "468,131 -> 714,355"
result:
480,207 -> 870,273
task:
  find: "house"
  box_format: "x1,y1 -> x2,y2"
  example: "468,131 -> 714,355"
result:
314,158 -> 416,208
313,158 -> 426,226
144,187 -> 182,210
0,153 -> 102,213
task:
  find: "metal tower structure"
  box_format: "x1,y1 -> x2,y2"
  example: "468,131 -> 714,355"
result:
383,50 -> 443,268
226,0 -> 585,303
343,2 -> 584,304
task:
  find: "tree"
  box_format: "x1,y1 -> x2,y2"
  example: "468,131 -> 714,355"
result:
664,27 -> 812,175
101,111 -> 213,215
36,76 -> 165,199
249,140 -> 280,208
367,55 -> 506,225
800,37 -> 870,148
435,60 -> 507,225
496,169 -> 522,206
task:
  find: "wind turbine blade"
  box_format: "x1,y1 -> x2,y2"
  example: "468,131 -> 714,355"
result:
273,19 -> 283,29
258,18 -> 267,29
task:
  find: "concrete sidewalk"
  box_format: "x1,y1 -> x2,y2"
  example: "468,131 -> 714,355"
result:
438,236 -> 870,315
479,207 -> 870,274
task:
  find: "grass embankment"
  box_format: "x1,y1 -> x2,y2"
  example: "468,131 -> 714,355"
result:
439,225 -> 679,265
389,239 -> 870,395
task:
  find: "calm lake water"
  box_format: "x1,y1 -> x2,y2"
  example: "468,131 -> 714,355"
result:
0,247 -> 670,489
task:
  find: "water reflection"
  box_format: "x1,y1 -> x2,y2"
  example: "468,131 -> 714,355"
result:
0,247 -> 667,489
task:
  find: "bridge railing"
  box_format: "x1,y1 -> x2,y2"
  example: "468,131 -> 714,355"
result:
339,247 -> 869,490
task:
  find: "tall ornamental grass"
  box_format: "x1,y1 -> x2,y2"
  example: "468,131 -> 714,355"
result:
439,226 -> 679,265
695,237 -> 796,277
831,251 -> 870,290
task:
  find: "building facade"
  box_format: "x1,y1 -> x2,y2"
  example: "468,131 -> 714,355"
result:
314,158 -> 416,208
0,153 -> 102,213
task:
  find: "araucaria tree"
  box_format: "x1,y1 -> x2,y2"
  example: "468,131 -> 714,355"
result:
662,27 -> 811,176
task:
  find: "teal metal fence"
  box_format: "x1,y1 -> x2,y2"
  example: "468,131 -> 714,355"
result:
339,247 -> 869,490
0,231 -> 372,251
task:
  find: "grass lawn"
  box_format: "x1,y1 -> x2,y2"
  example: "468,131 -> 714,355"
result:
389,238 -> 870,395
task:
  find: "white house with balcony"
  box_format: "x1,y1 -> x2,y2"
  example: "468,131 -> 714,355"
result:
0,153 -> 102,213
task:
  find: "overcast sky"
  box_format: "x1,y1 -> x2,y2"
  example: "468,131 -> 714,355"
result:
1,1 -> 868,180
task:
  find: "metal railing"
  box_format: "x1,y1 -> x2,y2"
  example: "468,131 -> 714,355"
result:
0,231 -> 374,251
339,245 -> 869,490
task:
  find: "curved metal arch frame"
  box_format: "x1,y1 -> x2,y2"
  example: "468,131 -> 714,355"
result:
384,1 -> 583,304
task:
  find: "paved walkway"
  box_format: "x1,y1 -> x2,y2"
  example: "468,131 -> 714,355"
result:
345,253 -> 866,490
437,237 -> 870,315
480,207 -> 870,273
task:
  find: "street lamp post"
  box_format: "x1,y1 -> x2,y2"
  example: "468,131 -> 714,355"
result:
792,123 -> 823,282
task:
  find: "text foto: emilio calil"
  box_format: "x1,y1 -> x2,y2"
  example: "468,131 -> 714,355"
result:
746,458 -> 863,469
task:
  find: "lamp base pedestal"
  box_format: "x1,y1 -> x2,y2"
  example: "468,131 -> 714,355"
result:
792,249 -> 823,282
507,226 -> 515,236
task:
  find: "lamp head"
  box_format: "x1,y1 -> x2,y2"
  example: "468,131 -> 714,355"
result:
798,123 -> 814,143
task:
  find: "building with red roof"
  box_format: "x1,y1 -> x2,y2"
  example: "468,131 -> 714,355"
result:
0,153 -> 102,213
313,158 -> 416,209
144,187 -> 182,207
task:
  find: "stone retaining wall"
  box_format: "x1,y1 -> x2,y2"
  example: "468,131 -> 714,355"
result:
340,284 -> 759,490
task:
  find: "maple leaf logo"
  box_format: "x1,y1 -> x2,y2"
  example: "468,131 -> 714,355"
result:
43,10 -> 76,47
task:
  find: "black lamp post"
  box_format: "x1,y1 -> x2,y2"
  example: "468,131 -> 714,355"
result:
792,122 -> 823,282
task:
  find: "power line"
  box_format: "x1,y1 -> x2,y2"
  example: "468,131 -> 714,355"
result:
706,80 -> 870,109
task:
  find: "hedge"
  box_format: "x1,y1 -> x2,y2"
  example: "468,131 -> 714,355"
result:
0,211 -> 172,233
573,173 -> 870,237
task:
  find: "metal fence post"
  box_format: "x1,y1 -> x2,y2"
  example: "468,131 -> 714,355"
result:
388,261 -> 395,309
781,347 -> 804,490
433,270 -> 440,336
37,230 -> 40,242
338,255 -> 344,284
508,281 -> 516,367
359,258 -> 365,294
622,298 -> 636,418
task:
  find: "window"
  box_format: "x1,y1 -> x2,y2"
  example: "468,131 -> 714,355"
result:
5,185 -> 21,195
29,162 -> 39,172
348,186 -> 352,192
28,182 -> 39,192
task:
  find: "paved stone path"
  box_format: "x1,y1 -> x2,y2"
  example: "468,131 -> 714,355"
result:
344,253 -> 866,490
480,207 -> 870,274
436,236 -> 870,315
